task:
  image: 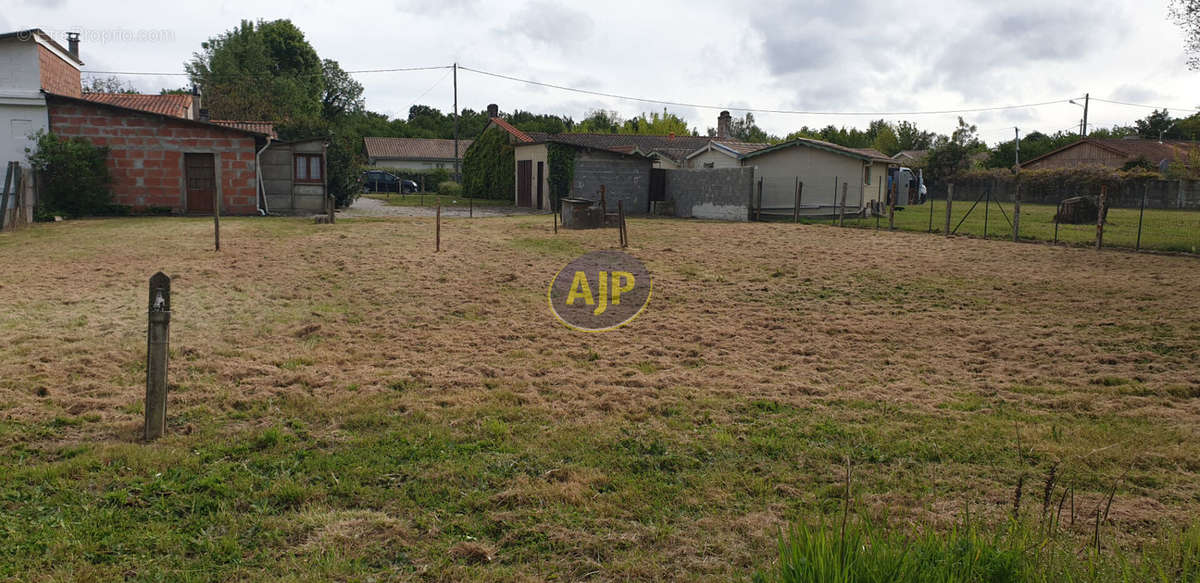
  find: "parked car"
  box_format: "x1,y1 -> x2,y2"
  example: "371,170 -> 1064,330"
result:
362,170 -> 399,193
400,179 -> 419,194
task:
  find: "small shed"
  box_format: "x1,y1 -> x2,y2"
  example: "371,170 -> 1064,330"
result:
261,139 -> 328,214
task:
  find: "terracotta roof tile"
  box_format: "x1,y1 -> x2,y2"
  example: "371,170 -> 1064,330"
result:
488,117 -> 535,143
81,93 -> 192,118
363,137 -> 473,160
211,120 -> 276,139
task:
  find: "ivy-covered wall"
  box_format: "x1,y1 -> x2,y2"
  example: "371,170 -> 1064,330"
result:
546,143 -> 576,211
462,126 -> 514,200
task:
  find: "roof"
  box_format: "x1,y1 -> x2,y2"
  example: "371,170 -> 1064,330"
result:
893,149 -> 928,160
82,93 -> 192,118
211,120 -> 277,139
1020,138 -> 1199,169
363,137 -> 473,160
487,117 -> 535,143
0,29 -> 83,66
44,92 -> 268,137
685,140 -> 771,160
741,137 -> 893,163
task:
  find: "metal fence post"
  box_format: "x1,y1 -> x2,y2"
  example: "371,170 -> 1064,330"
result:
145,272 -> 171,441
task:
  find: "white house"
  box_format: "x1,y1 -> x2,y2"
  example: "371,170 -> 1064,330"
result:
0,29 -> 83,167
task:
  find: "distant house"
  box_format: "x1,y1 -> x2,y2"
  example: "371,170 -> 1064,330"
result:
471,106 -> 771,209
739,138 -> 894,215
1020,138 -> 1198,171
892,150 -> 928,164
0,29 -> 84,167
364,137 -> 472,171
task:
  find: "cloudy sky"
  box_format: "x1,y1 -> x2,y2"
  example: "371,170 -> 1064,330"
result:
5,0 -> 1197,143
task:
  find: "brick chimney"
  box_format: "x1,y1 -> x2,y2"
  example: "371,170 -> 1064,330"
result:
717,111 -> 732,140
66,32 -> 80,60
487,103 -> 499,119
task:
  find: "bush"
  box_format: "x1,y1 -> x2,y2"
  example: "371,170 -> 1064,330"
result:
462,126 -> 514,200
437,181 -> 462,197
26,131 -> 113,218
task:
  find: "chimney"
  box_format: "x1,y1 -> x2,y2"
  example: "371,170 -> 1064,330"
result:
190,85 -> 203,121
717,110 -> 731,140
66,32 -> 80,60
487,103 -> 499,119
198,108 -> 210,122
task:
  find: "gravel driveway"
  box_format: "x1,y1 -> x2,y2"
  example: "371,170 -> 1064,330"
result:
340,196 -> 548,218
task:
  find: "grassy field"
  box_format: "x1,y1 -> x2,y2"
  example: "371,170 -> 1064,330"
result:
1,216 -> 1198,581
834,201 -> 1200,254
364,193 -> 515,208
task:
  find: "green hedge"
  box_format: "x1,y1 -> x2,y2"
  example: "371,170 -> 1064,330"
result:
952,167 -> 1161,190
26,131 -> 113,218
462,126 -> 514,201
546,143 -> 576,211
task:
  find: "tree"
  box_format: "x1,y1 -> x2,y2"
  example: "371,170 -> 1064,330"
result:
620,109 -> 693,135
574,110 -> 623,133
717,112 -> 776,143
894,121 -> 936,152
871,122 -> 900,156
185,19 -> 324,122
82,76 -> 139,94
1134,109 -> 1183,139
984,130 -> 1077,169
321,59 -> 364,119
924,117 -> 984,185
1169,0 -> 1200,69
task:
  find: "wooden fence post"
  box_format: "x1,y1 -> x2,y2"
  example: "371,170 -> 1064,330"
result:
1136,182 -> 1147,251
1012,176 -> 1021,242
617,200 -> 626,247
327,194 -> 336,224
838,182 -> 848,227
793,177 -> 800,222
145,272 -> 171,441
755,178 -> 763,221
944,184 -> 954,237
213,188 -> 221,251
888,180 -> 896,231
1095,185 -> 1107,250
436,203 -> 441,252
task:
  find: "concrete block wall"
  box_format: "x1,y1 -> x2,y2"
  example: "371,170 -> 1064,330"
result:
571,149 -> 651,214
665,167 -> 755,221
47,98 -> 259,214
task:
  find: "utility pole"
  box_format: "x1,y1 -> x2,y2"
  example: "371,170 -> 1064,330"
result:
1082,93 -> 1089,138
453,62 -> 460,183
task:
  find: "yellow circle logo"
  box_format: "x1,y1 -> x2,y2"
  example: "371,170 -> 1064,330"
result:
547,251 -> 652,332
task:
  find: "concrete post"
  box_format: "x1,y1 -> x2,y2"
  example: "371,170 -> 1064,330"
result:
145,272 -> 171,441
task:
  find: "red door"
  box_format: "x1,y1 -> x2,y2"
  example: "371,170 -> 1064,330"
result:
517,160 -> 532,207
185,153 -> 216,214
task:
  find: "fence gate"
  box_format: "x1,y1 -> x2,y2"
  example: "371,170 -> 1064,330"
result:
649,168 -> 667,212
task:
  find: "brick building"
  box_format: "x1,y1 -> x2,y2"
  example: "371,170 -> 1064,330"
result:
45,93 -> 267,214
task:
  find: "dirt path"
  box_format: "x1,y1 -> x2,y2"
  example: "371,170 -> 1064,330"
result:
340,195 -> 548,218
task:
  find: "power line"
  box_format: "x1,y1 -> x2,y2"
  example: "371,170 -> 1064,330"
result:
458,65 -> 1074,117
1090,97 -> 1200,112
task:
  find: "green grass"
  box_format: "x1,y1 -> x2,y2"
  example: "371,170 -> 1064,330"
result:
364,193 -> 514,208
836,201 -> 1200,253
757,515 -> 1200,583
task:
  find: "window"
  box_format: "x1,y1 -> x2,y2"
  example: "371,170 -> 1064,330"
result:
703,162 -> 715,169
295,154 -> 323,183
863,164 -> 871,185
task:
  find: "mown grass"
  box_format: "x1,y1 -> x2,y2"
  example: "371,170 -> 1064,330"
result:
0,215 -> 1198,580
364,193 -> 515,208
836,201 -> 1200,253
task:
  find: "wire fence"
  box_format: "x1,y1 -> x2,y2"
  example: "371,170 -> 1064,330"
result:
754,176 -> 1199,255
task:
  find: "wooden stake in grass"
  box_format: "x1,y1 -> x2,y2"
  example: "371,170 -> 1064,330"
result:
1012,175 -> 1021,242
888,180 -> 896,231
145,272 -> 171,441
793,177 -> 801,223
1096,185 -> 1107,250
553,204 -> 558,234
617,200 -> 628,248
436,203 -> 441,252
213,189 -> 221,252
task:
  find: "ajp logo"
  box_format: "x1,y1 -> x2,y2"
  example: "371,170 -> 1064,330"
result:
548,251 -> 652,332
